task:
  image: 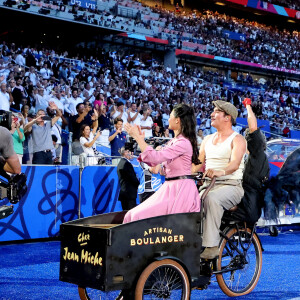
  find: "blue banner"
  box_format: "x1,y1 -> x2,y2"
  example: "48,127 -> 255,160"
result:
290,130 -> 300,139
0,166 -> 80,242
236,117 -> 271,138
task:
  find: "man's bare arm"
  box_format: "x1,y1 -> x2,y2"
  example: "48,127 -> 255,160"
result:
4,154 -> 21,174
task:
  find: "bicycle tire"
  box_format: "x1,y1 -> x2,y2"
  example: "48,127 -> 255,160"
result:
216,227 -> 262,297
135,259 -> 190,300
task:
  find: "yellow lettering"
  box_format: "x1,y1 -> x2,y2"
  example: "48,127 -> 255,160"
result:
137,238 -> 143,246
81,249 -> 88,263
150,238 -> 154,244
149,229 -> 152,234
179,235 -> 184,242
144,231 -> 148,236
159,227 -> 163,232
63,247 -> 68,260
130,239 -> 136,246
168,236 -> 173,242
162,236 -> 167,243
78,233 -> 82,243
174,235 -> 178,242
143,238 -> 149,245
155,237 -> 161,244
168,229 -> 172,235
163,228 -> 167,233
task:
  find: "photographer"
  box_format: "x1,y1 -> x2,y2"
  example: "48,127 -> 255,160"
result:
24,102 -> 62,165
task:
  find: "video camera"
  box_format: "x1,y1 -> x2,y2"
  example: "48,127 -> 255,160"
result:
126,137 -> 169,156
0,110 -> 12,130
0,173 -> 27,219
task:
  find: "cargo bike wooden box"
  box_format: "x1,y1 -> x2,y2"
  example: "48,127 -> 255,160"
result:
59,205 -> 263,299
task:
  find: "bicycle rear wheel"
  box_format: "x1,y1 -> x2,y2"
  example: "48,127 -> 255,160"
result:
216,227 -> 262,297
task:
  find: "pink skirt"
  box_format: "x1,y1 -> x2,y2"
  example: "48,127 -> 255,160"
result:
123,179 -> 200,223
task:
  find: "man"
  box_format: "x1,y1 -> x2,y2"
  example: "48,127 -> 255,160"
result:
194,100 -> 247,259
71,103 -> 98,155
117,147 -> 139,210
230,98 -> 270,224
10,77 -> 24,110
127,102 -> 141,126
0,125 -> 22,219
108,118 -> 126,165
33,87 -> 50,113
111,101 -> 128,124
24,102 -> 62,164
65,89 -> 83,117
0,82 -> 13,111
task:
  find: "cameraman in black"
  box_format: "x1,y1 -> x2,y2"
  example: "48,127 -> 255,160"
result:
0,124 -> 25,219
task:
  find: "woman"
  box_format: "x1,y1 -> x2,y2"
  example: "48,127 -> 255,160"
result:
123,104 -> 200,223
97,104 -> 111,147
80,124 -> 101,165
153,123 -> 162,137
10,117 -> 25,164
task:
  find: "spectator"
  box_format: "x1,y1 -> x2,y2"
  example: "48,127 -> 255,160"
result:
97,103 -> 111,147
71,102 -> 98,154
0,82 -> 13,111
108,117 -> 126,165
127,102 -> 141,126
140,108 -> 154,138
10,115 -> 25,164
24,102 -> 62,165
80,124 -> 102,165
111,101 -> 128,124
65,89 -> 83,116
33,87 -> 50,113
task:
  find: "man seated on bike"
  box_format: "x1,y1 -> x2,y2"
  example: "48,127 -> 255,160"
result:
229,98 -> 270,224
193,100 -> 247,259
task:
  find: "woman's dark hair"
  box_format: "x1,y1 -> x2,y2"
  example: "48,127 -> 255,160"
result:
80,124 -> 90,137
173,104 -> 200,164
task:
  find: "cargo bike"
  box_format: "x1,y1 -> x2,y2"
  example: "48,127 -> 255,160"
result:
59,178 -> 263,299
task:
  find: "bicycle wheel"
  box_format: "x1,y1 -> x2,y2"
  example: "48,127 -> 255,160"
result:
216,227 -> 262,297
135,259 -> 190,300
78,287 -> 120,300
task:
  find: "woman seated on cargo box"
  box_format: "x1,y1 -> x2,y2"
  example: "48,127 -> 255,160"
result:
123,104 -> 200,223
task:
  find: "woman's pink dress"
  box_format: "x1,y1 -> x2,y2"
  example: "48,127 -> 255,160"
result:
123,135 -> 200,223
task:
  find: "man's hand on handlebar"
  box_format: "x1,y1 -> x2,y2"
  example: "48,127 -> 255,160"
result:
203,168 -> 225,179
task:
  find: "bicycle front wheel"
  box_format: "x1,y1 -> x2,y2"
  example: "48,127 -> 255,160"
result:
135,259 -> 190,300
216,227 -> 262,297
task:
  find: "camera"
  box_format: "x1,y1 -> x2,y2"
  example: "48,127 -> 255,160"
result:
0,110 -> 12,130
0,173 -> 27,219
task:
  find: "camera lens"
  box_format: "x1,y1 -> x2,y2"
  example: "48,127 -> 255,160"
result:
0,110 -> 12,130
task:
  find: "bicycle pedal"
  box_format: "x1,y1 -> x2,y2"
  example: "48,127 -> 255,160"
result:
0,205 -> 14,219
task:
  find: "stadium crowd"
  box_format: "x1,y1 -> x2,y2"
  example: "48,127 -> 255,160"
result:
267,0 -> 300,10
10,0 -> 299,71
0,41 -> 299,165
56,0 -> 300,71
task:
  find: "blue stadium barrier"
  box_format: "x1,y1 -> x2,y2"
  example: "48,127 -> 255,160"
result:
0,165 -> 80,242
0,162 -> 158,242
80,166 -> 123,217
